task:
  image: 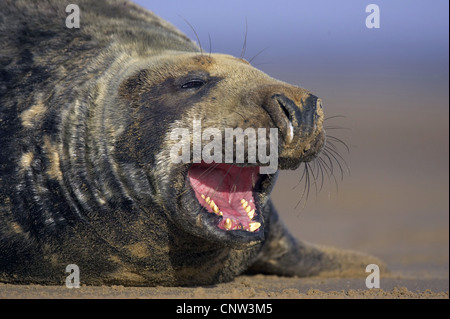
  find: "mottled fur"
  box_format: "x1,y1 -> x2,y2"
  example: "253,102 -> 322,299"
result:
0,0 -> 382,286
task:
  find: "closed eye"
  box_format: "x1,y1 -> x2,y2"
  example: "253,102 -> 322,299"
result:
181,79 -> 205,89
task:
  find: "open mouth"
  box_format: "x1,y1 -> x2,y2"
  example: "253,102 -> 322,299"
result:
188,162 -> 262,233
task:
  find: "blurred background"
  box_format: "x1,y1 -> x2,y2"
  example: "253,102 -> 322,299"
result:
135,0 -> 449,278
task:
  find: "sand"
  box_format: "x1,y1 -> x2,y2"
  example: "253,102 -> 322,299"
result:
0,276 -> 448,299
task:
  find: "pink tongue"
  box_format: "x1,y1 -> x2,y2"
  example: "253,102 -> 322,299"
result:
188,163 -> 259,230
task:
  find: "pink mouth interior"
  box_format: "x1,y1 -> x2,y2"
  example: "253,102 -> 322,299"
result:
188,163 -> 260,231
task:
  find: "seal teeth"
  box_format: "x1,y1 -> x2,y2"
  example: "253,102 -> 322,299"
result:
206,199 -> 220,215
224,218 -> 232,230
201,195 -> 256,229
247,209 -> 255,220
202,196 -> 221,215
248,222 -> 261,232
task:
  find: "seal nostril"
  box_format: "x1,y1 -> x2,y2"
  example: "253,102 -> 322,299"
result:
276,99 -> 295,141
269,94 -> 303,143
277,99 -> 292,124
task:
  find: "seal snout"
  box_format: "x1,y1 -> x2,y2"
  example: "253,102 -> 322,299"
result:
267,93 -> 322,144
255,87 -> 325,170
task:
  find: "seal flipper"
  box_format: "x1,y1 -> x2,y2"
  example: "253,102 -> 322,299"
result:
247,200 -> 386,277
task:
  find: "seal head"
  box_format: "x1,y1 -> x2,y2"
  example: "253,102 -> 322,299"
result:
118,53 -> 325,248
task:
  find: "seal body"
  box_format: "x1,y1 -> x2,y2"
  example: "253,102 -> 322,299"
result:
0,0 -> 381,286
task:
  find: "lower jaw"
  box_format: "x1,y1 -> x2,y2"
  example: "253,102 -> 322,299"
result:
183,203 -> 266,248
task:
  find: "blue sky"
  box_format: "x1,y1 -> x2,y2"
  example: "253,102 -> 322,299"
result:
133,0 -> 449,110
134,0 -> 448,60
